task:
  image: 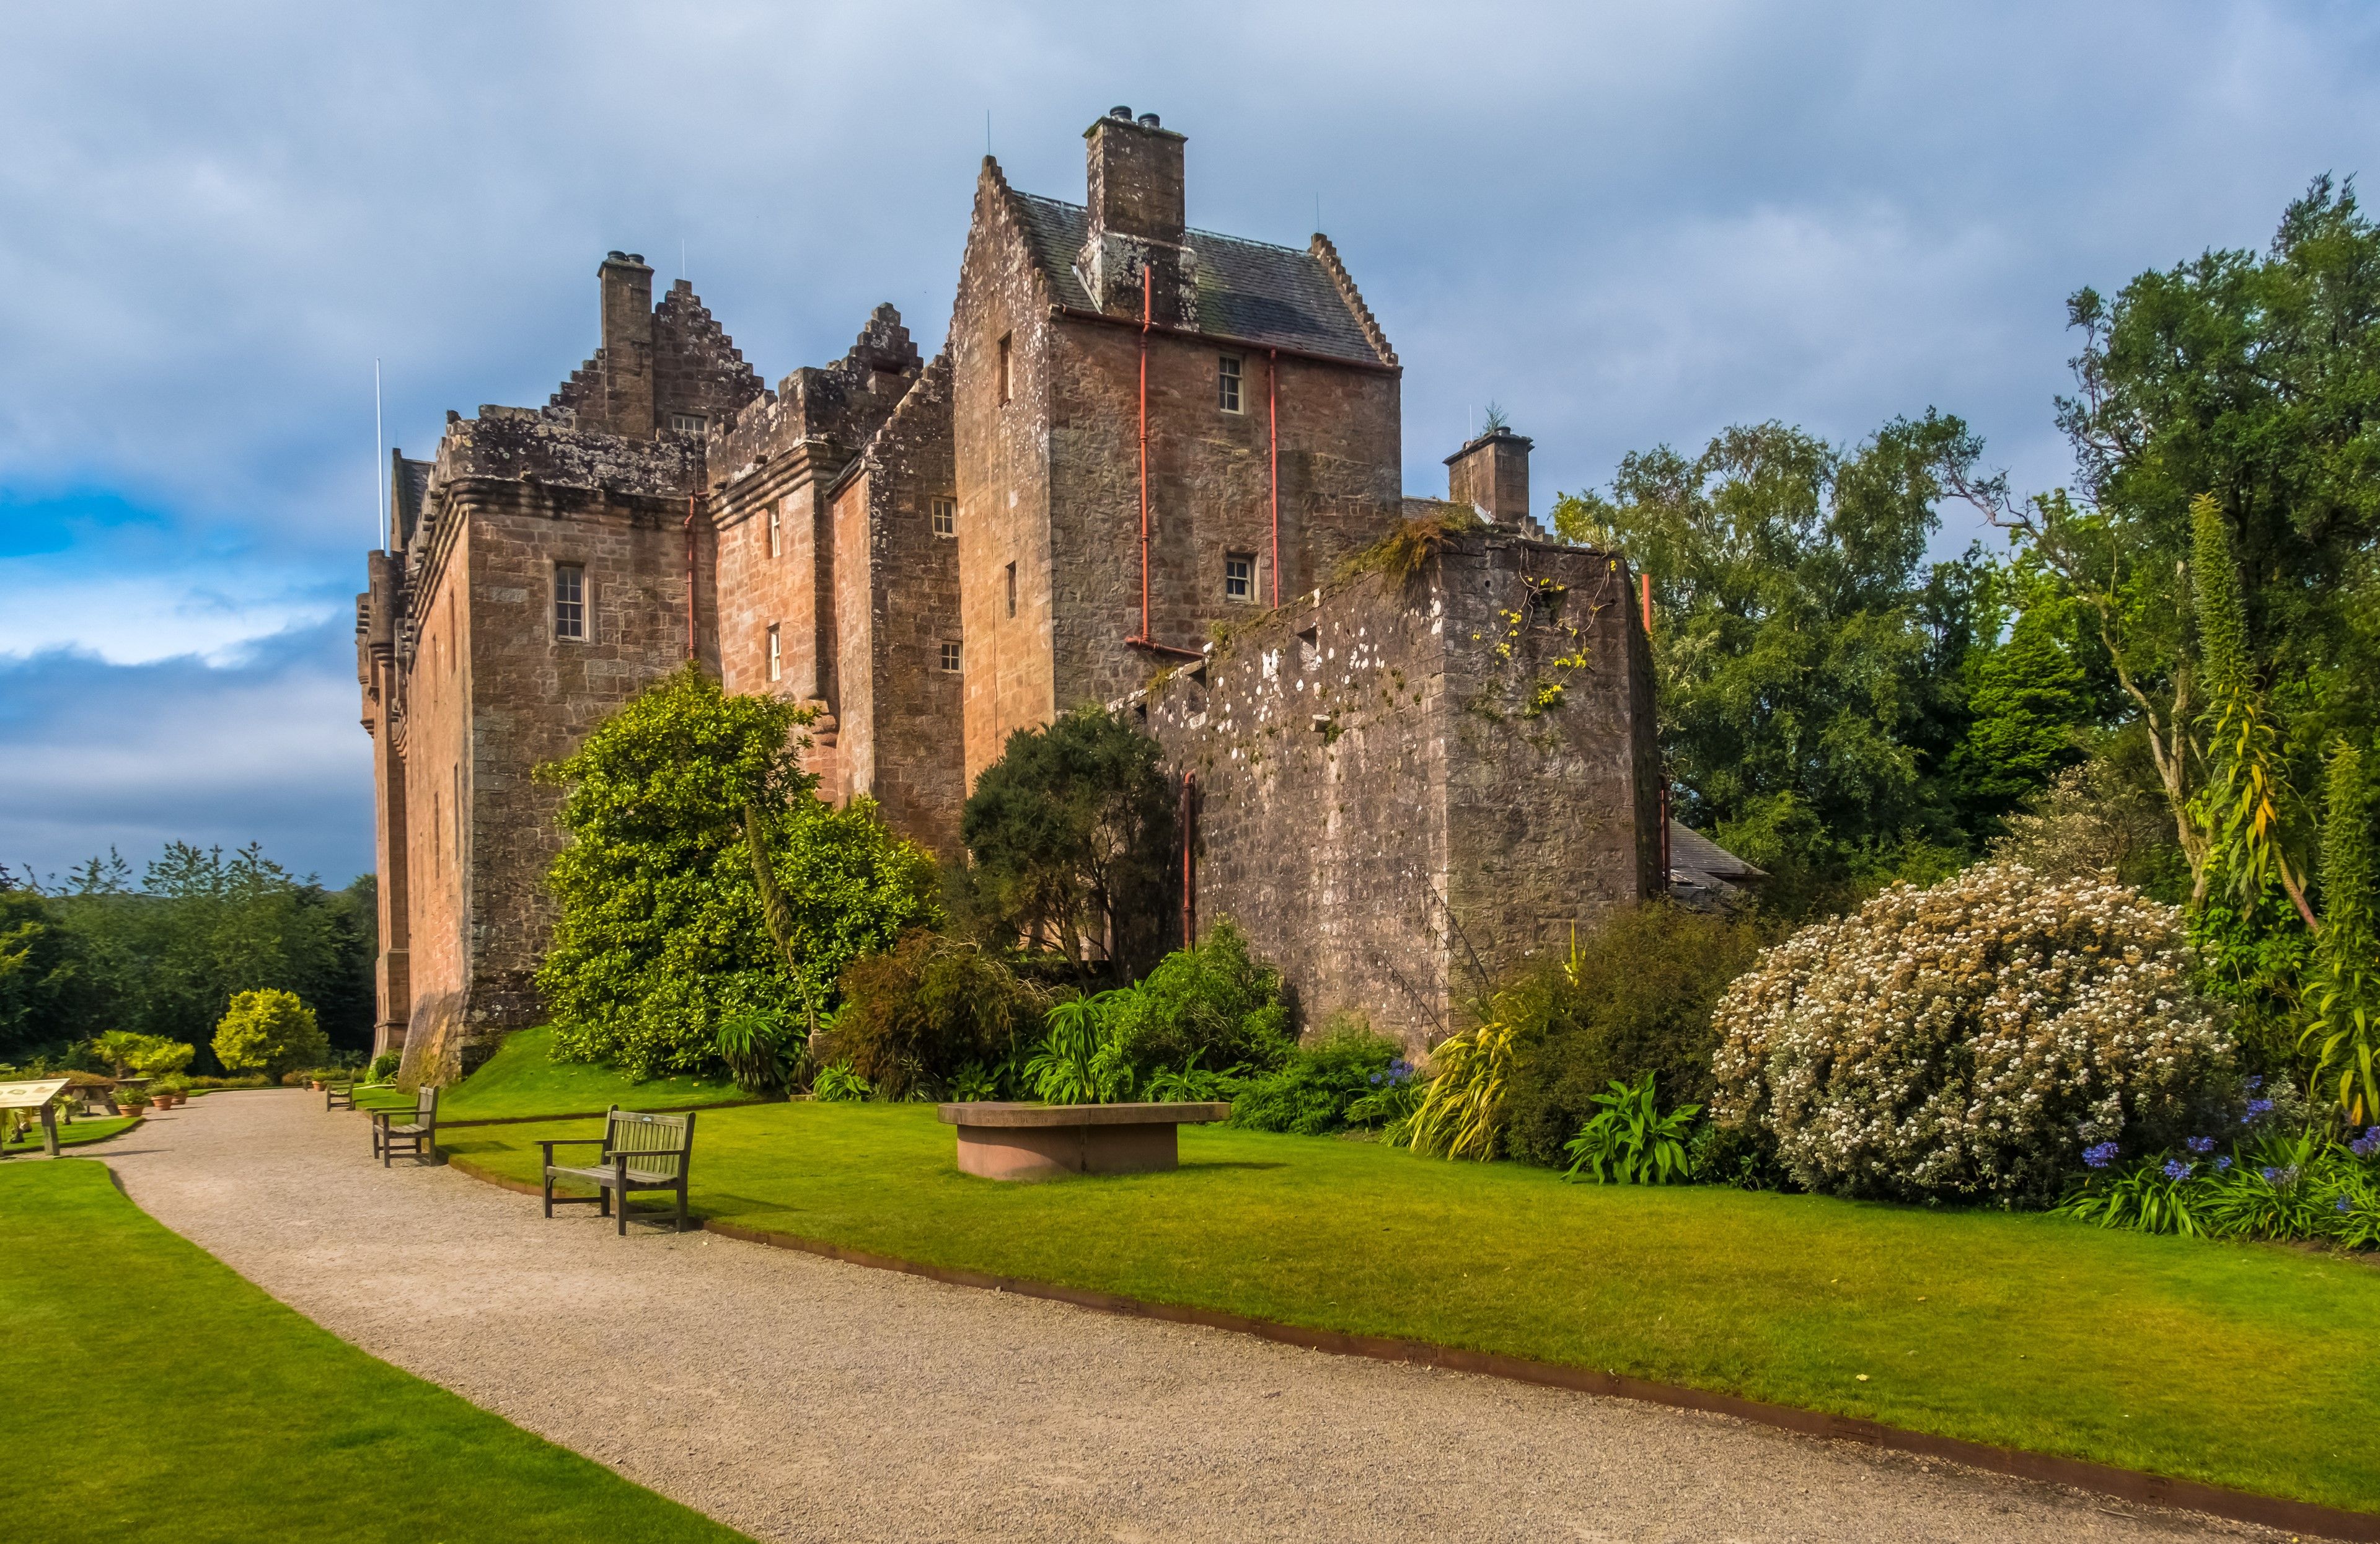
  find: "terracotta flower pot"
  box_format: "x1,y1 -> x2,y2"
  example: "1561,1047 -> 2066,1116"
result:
308,1080 -> 325,1092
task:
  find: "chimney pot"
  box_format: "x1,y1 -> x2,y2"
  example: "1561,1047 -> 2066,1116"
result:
1445,426 -> 1535,527
1137,112 -> 1160,127
1109,104 -> 1132,119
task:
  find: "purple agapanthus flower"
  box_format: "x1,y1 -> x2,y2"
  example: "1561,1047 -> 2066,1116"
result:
2261,1166 -> 2281,1182
2162,1158 -> 2192,1181
2215,1156 -> 2234,1172
2338,1196 -> 2353,1214
2187,1136 -> 2215,1154
2353,1127 -> 2380,1158
1367,1072 -> 1383,1085
2247,1076 -> 2264,1092
2083,1142 -> 2119,1170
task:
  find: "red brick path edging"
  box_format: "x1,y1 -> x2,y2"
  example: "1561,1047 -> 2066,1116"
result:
441,1153 -> 2379,1542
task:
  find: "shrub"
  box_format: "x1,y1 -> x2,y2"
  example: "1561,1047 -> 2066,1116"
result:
1561,1072 -> 1698,1184
1501,904 -> 1768,1168
810,1062 -> 872,1103
1025,992 -> 1135,1105
1102,920 -> 1295,1089
960,706 -> 1178,977
536,668 -> 938,1079
1401,1007 -> 1518,1160
1711,863 -> 2236,1205
211,989 -> 329,1079
1232,1025 -> 1409,1136
368,1051 -> 400,1083
89,1031 -> 195,1080
715,1009 -> 796,1096
816,932 -> 1053,1100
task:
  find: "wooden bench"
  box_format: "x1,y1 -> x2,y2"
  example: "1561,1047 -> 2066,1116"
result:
370,1087 -> 439,1167
324,1081 -> 355,1111
540,1108 -> 697,1235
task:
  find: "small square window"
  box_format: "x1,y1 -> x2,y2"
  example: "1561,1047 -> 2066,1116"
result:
553,564 -> 585,640
1218,356 -> 1242,413
1530,585 -> 1567,625
767,501 -> 782,558
670,412 -> 707,436
997,335 -> 1012,404
767,623 -> 782,682
931,497 -> 956,537
940,642 -> 962,673
1224,552 -> 1255,602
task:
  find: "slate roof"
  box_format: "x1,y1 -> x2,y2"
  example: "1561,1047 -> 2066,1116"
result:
1010,192 -> 1386,366
392,456 -> 433,548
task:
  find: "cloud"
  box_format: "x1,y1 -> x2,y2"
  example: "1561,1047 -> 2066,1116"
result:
1,0 -> 2375,870
0,619 -> 371,884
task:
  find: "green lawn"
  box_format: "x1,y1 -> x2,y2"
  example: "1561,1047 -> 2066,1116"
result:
0,1159 -> 748,1544
394,1026 -> 746,1122
449,1102 -> 2380,1515
1,1114 -> 139,1152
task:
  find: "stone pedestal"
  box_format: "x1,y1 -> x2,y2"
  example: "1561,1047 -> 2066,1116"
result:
937,1101 -> 1233,1181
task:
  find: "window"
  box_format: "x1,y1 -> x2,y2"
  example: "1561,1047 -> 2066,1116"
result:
452,764 -> 462,860
1224,552 -> 1255,602
1005,561 -> 1017,618
671,412 -> 707,436
997,334 -> 1012,404
767,501 -> 782,558
1530,585 -> 1567,626
930,496 -> 956,537
553,564 -> 585,640
1218,355 -> 1243,413
940,642 -> 962,673
767,623 -> 782,682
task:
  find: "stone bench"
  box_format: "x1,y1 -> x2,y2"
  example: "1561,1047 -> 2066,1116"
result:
937,1100 -> 1234,1180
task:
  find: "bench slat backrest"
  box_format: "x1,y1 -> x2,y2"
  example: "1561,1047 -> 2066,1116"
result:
601,1107 -> 693,1178
415,1086 -> 439,1125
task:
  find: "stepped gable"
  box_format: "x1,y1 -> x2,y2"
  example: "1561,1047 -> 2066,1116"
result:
1005,189 -> 1389,366
712,303 -> 923,475
653,278 -> 764,425
845,348 -> 951,481
548,348 -> 605,418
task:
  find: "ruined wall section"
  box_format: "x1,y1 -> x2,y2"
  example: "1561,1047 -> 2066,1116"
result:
951,158 -> 1061,784
1140,532 -> 1655,1052
393,410 -> 703,1087
831,355 -> 964,857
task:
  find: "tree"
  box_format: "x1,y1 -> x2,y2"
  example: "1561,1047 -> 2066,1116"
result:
960,707 -> 1179,975
211,989 -> 328,1077
0,876 -> 83,1062
1947,177 -> 2380,899
1553,414 -> 2008,912
536,668 -> 938,1079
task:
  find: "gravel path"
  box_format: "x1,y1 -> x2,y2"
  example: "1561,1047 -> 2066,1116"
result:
94,1090 -> 2283,1544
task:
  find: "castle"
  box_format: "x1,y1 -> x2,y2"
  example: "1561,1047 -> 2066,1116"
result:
359,107 -> 1664,1083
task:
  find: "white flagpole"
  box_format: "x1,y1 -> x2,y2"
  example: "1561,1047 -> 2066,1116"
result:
375,358 -> 386,552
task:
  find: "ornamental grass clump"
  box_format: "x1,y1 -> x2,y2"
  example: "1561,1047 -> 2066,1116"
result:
1711,863 -> 2235,1205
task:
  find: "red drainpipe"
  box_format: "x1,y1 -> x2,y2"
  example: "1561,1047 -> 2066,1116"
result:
1641,569 -> 1668,890
1139,265 -> 1152,642
684,494 -> 699,664
1268,349 -> 1280,607
1179,772 -> 1197,947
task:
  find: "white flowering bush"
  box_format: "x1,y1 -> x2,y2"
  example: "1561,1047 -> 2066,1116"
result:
1710,864 -> 2236,1204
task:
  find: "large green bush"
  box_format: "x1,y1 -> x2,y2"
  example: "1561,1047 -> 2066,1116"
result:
210,989 -> 327,1078
1230,1023 -> 1409,1136
959,707 -> 1178,977
815,931 -> 1052,1100
1500,904 -> 1768,1168
1102,920 -> 1294,1087
536,668 -> 939,1079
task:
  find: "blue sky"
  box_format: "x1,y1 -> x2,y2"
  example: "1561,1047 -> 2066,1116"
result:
3,1 -> 2376,885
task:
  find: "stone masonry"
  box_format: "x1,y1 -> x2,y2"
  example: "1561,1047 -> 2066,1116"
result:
359,105 -> 1660,1077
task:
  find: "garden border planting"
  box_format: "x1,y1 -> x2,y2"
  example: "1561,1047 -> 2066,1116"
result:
446,1152 -> 2378,1542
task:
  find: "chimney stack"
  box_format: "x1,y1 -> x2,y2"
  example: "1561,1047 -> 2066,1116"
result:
1079,107 -> 1194,322
1445,426 -> 1534,527
597,250 -> 654,438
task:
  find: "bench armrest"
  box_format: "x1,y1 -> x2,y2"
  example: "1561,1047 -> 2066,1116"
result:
539,1137 -> 609,1160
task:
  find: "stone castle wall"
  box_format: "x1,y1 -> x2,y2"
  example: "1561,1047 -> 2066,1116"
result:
1140,530 -> 1658,1050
